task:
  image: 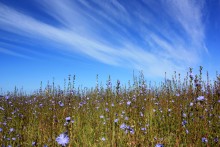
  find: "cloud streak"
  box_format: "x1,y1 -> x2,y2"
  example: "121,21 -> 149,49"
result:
0,47 -> 31,59
0,0 -> 207,77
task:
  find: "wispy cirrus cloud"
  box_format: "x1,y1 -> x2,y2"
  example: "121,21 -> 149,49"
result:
0,47 -> 31,59
0,0 -> 207,77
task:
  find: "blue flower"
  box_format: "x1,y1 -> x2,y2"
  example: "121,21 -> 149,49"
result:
127,126 -> 135,134
12,137 -> 16,141
189,73 -> 194,79
56,133 -> 69,146
182,113 -> 187,118
202,137 -> 208,143
65,117 -> 71,122
114,118 -> 119,123
141,127 -> 146,131
127,101 -> 131,106
182,120 -> 187,126
58,101 -> 64,107
125,116 -> 129,120
32,141 -> 36,146
120,123 -> 127,130
155,144 -> 164,147
9,128 -> 14,133
5,95 -> 9,100
197,96 -> 205,101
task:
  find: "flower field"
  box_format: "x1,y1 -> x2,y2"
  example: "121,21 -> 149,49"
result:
0,67 -> 220,146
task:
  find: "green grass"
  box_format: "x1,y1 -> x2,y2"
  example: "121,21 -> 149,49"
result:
0,67 -> 220,146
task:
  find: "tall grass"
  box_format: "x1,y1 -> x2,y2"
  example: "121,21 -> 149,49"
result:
0,67 -> 220,146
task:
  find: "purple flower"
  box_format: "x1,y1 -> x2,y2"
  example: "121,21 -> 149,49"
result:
125,116 -> 129,120
5,95 -> 9,100
56,133 -> 69,146
128,127 -> 135,134
141,127 -> 146,131
189,73 -> 194,79
182,120 -> 187,126
182,113 -> 187,118
120,123 -> 127,130
65,117 -> 71,122
127,101 -> 131,106
58,101 -> 64,107
114,118 -> 119,123
12,137 -> 16,141
9,128 -> 14,132
32,141 -> 36,146
155,144 -> 164,147
105,108 -> 109,112
197,96 -> 205,101
140,112 -> 144,117
202,137 -> 208,143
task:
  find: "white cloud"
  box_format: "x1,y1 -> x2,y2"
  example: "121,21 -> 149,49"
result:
165,0 -> 207,52
0,47 -> 31,59
0,0 -> 207,77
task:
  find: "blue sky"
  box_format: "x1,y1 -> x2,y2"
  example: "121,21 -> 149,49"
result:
0,0 -> 220,93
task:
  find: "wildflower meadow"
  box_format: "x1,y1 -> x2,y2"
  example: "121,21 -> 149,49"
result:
0,67 -> 220,146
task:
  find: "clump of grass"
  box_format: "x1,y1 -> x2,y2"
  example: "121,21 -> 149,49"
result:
0,66 -> 220,146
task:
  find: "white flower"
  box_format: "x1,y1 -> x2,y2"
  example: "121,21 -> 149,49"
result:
56,133 -> 69,146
